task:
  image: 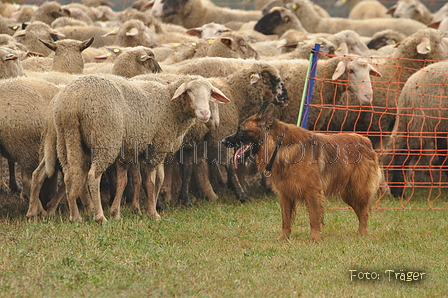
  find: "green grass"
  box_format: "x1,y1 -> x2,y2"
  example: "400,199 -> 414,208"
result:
0,192 -> 447,297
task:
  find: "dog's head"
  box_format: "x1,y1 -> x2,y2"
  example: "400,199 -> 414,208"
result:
222,102 -> 278,168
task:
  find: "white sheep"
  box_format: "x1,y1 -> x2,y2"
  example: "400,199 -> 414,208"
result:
30,1 -> 69,25
52,73 -> 230,222
149,0 -> 262,29
387,0 -> 433,25
335,0 -> 390,19
383,61 -> 448,198
285,0 -> 427,37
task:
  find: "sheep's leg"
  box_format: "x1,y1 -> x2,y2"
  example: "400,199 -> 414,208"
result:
63,168 -> 84,222
160,162 -> 175,207
194,161 -> 218,201
225,163 -> 252,203
109,162 -> 128,220
46,182 -> 66,216
20,167 -> 32,203
179,148 -> 194,206
26,159 -> 48,218
87,163 -> 107,223
142,164 -> 162,220
7,159 -> 18,192
105,164 -> 117,206
389,145 -> 413,198
129,162 -> 142,214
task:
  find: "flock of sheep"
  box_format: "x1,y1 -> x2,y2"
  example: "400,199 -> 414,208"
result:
0,0 -> 447,221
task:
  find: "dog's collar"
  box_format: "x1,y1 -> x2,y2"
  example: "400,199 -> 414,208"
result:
264,131 -> 286,176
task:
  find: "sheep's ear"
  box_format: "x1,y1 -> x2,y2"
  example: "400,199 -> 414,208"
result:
13,30 -> 26,37
335,42 -> 348,55
185,28 -> 202,36
428,21 -> 440,29
102,29 -> 117,37
62,8 -> 71,17
416,4 -> 426,17
39,39 -> 57,51
172,83 -> 188,100
9,25 -> 20,31
386,4 -> 396,15
250,73 -> 260,84
332,61 -> 346,80
210,86 -> 231,103
3,53 -> 18,61
143,0 -> 155,10
126,28 -> 139,37
80,37 -> 94,52
106,47 -> 123,55
416,37 -> 431,54
369,64 -> 382,77
220,37 -> 234,49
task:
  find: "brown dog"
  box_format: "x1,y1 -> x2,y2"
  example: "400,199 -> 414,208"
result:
222,103 -> 382,241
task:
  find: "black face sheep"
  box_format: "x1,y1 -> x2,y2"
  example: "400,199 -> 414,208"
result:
53,73 -> 230,222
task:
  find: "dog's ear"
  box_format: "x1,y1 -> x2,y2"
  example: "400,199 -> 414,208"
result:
258,102 -> 278,128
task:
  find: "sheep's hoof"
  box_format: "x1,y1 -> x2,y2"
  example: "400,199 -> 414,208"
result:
207,194 -> 219,202
70,215 -> 83,222
130,205 -> 141,214
149,213 -> 162,221
109,208 -> 121,220
94,215 -> 107,223
26,210 -> 47,220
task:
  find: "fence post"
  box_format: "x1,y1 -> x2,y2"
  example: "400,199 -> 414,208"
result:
297,43 -> 321,128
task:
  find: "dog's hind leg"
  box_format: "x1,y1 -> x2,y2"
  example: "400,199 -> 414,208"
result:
342,191 -> 370,236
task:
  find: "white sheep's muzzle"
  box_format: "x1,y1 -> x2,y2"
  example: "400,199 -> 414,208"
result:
196,109 -> 211,123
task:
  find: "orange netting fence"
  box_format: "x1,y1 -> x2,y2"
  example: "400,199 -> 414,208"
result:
302,50 -> 448,209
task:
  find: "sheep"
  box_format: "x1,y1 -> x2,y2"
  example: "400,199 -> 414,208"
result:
102,19 -> 159,48
112,46 -> 162,77
0,2 -> 19,18
0,77 -> 61,203
37,37 -> 94,74
428,3 -> 448,33
335,0 -> 390,19
387,0 -> 433,25
265,55 -> 381,129
162,31 -> 259,65
158,62 -> 289,205
366,29 -> 406,50
81,0 -> 115,8
149,0 -> 262,29
285,0 -> 427,37
254,6 -> 309,36
56,25 -> 115,48
10,5 -> 38,23
51,17 -> 90,28
52,73 -> 230,222
327,28 -> 448,150
0,16 -> 16,36
164,56 -> 249,77
185,22 -> 231,38
264,38 -> 335,61
383,61 -> 448,198
261,0 -> 330,18
0,46 -> 25,79
14,21 -> 66,56
30,1 -> 69,26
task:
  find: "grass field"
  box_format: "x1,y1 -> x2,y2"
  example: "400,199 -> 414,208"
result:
0,190 -> 447,297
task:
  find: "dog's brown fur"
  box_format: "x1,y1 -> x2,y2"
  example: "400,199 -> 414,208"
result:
223,104 -> 382,241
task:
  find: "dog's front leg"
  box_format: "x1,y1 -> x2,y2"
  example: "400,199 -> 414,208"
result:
278,194 -> 294,240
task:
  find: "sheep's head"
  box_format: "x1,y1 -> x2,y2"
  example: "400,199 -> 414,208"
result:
244,62 -> 289,108
332,56 -> 382,104
218,32 -> 259,60
392,28 -> 448,61
171,78 -> 230,123
255,6 -> 304,36
150,0 -> 188,18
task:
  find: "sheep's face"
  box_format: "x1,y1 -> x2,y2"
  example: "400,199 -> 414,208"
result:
333,57 -> 382,104
171,79 -> 230,123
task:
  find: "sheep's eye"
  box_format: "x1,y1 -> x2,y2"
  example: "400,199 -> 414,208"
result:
349,69 -> 355,74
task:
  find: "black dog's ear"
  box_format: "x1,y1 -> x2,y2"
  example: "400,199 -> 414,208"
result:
258,102 -> 278,128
